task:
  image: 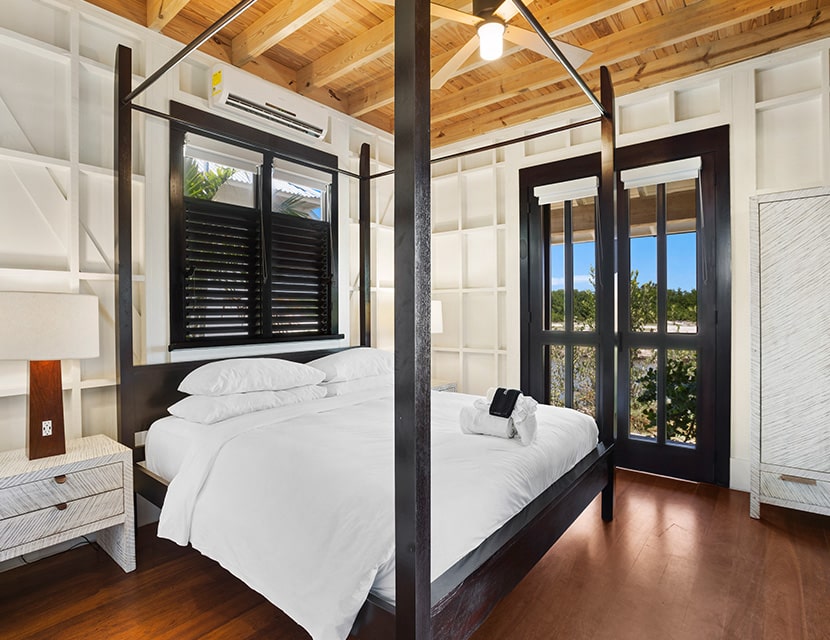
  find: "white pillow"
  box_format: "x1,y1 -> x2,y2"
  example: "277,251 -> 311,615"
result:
323,373 -> 393,397
168,386 -> 326,424
178,358 -> 325,396
309,348 -> 393,383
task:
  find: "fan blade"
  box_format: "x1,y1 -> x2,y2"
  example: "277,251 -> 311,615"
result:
503,25 -> 592,68
431,38 -> 479,90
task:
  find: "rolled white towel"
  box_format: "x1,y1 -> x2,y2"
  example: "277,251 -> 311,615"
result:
459,405 -> 516,439
473,398 -> 490,412
512,395 -> 538,423
514,413 -> 537,446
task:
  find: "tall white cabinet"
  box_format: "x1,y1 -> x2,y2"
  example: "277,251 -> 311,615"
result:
750,188 -> 830,517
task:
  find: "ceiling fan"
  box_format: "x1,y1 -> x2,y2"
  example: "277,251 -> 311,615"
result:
420,0 -> 593,90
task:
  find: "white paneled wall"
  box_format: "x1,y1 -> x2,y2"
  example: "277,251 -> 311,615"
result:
428,151 -> 508,395
427,38 -> 830,491
0,0 -> 382,452
3,1 -> 830,493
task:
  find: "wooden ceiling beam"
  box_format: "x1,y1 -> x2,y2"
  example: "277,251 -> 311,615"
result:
347,0 -> 644,117
299,0 -> 473,96
231,0 -> 338,67
296,19 -> 396,93
432,5 -> 830,147
429,0 -> 807,124
146,0 -> 192,31
349,45 -> 469,117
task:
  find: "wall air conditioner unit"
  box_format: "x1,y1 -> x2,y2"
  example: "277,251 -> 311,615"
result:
208,65 -> 328,141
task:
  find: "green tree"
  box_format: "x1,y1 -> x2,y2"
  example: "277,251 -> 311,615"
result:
184,158 -> 235,200
667,287 -> 697,323
634,350 -> 697,443
629,270 -> 656,331
275,194 -> 314,218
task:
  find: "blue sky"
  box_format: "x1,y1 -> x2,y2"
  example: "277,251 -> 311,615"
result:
551,232 -> 697,292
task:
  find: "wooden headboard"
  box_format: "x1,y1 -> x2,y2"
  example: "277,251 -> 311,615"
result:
119,348 -> 346,456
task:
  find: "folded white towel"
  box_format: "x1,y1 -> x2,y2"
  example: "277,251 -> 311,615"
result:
514,413 -> 537,446
459,406 -> 516,439
473,398 -> 490,412
482,387 -> 539,445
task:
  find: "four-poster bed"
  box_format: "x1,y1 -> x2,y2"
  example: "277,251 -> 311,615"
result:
112,0 -> 617,637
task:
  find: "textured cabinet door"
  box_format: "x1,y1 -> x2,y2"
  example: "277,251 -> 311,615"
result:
758,194 -> 830,472
751,188 -> 830,518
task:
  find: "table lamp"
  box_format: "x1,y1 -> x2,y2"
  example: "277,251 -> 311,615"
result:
0,292 -> 100,459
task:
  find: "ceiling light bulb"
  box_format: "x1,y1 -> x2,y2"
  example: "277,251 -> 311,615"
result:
478,19 -> 505,61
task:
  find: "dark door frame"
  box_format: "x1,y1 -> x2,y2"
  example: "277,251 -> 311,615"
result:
519,125 -> 731,487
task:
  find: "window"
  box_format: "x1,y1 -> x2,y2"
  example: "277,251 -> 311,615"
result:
169,103 -> 341,349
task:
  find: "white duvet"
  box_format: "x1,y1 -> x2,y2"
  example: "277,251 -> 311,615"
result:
156,388 -> 597,640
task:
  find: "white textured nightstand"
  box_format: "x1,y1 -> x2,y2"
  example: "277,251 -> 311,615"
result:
0,435 -> 135,572
431,380 -> 457,392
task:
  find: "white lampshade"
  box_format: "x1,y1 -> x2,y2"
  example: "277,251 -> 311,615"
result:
431,300 -> 444,334
0,292 -> 99,361
478,19 -> 505,61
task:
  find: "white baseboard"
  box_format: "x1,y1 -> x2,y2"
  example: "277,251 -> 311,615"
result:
730,457 -> 751,492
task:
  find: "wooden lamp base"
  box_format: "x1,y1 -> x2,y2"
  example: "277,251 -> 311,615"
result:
27,360 -> 66,460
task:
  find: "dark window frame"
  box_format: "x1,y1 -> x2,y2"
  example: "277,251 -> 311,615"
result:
168,101 -> 342,350
519,126 -> 731,486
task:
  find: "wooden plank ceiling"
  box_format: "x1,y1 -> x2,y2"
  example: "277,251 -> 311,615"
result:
91,0 -> 830,148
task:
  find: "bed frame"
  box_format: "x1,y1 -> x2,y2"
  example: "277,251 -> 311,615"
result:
113,1 -> 616,637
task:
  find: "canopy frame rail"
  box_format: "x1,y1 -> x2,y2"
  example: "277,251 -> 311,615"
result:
510,0 -> 608,118
370,116 -> 604,181
113,0 -> 617,636
129,103 -> 362,179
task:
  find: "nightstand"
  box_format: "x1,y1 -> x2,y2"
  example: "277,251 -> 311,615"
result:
432,380 -> 457,392
0,434 -> 135,572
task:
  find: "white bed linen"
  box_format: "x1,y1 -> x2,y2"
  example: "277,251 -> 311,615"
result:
153,388 -> 598,640
145,416 -> 210,482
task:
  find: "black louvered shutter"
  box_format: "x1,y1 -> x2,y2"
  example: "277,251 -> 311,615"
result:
183,203 -> 261,341
271,214 -> 331,336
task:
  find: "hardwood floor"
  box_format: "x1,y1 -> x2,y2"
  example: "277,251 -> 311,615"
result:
1,470 -> 828,640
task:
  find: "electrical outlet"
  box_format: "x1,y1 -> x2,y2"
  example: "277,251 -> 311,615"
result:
42,420 -> 52,437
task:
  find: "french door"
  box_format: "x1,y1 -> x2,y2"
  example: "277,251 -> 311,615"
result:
520,154 -> 614,432
520,127 -> 731,485
616,163 -> 716,481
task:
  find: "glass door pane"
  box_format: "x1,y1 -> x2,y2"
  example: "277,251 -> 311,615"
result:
666,349 -> 697,445
629,347 -> 657,440
549,202 -> 565,330
572,198 -> 596,332
666,178 -> 698,333
573,345 -> 596,417
544,196 -> 598,417
629,185 -> 657,332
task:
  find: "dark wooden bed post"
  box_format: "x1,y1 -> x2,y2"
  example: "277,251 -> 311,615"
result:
598,66 -> 616,522
114,44 -> 134,449
394,0 -> 433,636
359,143 -> 372,348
